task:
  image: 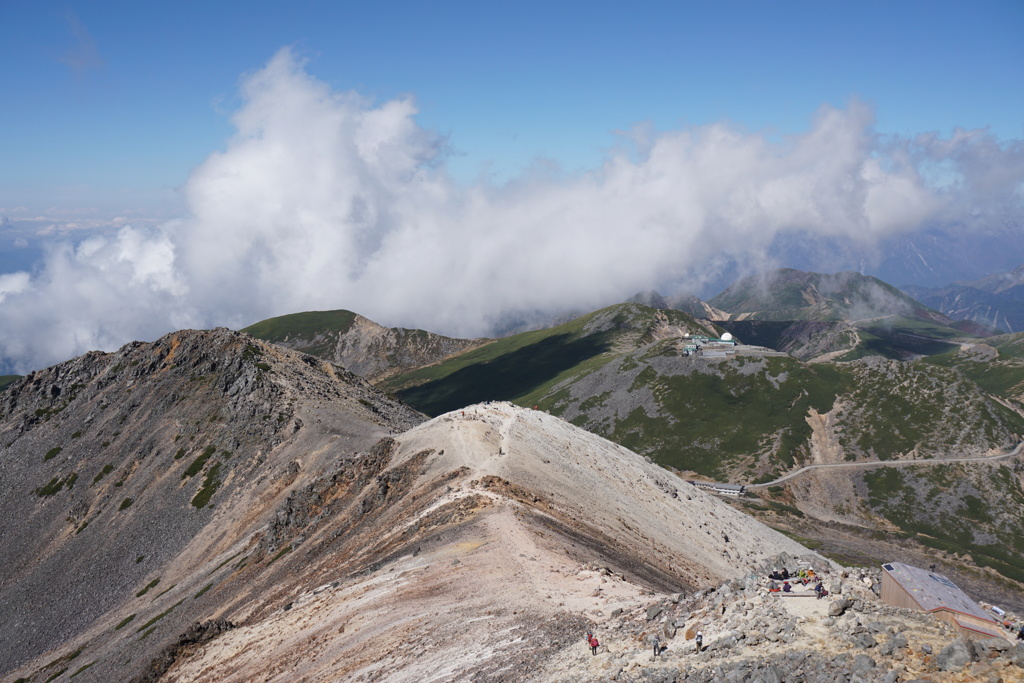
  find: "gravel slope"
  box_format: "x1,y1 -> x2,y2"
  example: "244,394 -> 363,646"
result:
162,402 -> 821,682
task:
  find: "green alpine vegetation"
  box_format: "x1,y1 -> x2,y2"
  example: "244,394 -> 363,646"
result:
922,331 -> 1024,402
860,462 -> 1024,584
385,302 -> 1023,481
243,309 -> 359,346
243,308 -> 485,381
381,304 -> 723,417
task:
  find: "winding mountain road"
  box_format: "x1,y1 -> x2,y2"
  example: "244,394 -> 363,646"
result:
746,442 -> 1023,489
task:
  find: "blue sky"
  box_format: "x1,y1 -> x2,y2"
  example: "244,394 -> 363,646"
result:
3,1 -> 1021,217
0,1 -> 1022,373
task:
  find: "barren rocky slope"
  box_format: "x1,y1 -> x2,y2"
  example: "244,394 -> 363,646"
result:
140,401 -> 823,682
7,331 -> 1023,682
0,328 -> 423,681
2,373 -> 818,682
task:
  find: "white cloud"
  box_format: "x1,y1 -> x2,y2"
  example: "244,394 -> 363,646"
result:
0,47 -> 1022,373
0,273 -> 30,304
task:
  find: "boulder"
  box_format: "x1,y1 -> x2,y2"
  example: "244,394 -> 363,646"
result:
935,637 -> 978,671
1007,642 -> 1024,667
851,653 -> 876,673
828,597 -> 853,617
976,636 -> 1012,655
854,633 -> 877,650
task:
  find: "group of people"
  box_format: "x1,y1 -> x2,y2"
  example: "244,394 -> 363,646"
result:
768,567 -> 817,584
584,630 -> 704,657
766,566 -> 827,598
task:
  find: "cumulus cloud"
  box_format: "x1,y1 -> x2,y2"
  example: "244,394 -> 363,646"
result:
0,47 -> 1022,373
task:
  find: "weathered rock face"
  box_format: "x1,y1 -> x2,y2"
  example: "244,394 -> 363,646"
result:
1,376 -> 819,682
0,328 -> 424,679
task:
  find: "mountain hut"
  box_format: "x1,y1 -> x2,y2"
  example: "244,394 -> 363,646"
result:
879,562 -> 1002,638
687,480 -> 747,496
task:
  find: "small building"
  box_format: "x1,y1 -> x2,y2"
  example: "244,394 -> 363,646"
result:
880,562 -> 1002,638
687,480 -> 746,496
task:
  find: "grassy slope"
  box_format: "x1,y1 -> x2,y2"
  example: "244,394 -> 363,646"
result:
922,332 -> 1024,400
837,317 -> 962,360
835,358 -> 1024,460
388,306 -> 1021,479
542,346 -> 845,479
383,304 -> 717,416
383,302 -> 1024,585
242,310 -> 359,358
0,376 -> 20,392
862,463 -> 1024,583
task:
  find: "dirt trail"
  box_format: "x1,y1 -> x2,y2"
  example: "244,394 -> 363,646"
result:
750,442 -> 1023,488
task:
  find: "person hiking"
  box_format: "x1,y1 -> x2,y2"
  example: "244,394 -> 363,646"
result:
782,581 -> 792,593
1018,624 -> 1024,641
590,635 -> 600,655
652,634 -> 661,657
695,631 -> 703,653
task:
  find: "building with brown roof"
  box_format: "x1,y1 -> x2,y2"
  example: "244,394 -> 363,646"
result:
880,562 -> 1001,638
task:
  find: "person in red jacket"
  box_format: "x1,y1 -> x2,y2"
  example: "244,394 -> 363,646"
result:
589,635 -> 599,655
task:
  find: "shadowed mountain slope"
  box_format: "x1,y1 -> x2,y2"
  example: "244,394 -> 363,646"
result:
380,303 -> 723,416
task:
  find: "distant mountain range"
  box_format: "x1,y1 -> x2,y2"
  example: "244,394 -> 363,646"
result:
903,264 -> 1024,334
707,268 -> 950,324
640,268 -> 995,361
756,223 -> 1024,291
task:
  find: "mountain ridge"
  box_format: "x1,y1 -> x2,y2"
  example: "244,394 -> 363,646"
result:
242,309 -> 488,382
1,333 -> 833,682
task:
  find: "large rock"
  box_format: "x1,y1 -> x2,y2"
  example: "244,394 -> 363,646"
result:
851,653 -> 876,673
976,636 -> 1012,655
935,637 -> 978,671
828,597 -> 853,617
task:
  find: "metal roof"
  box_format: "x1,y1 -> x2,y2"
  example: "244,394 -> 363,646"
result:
688,481 -> 745,491
882,562 -> 995,623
